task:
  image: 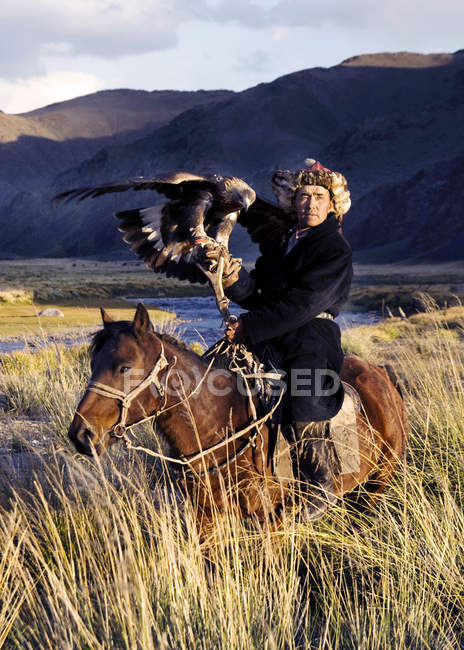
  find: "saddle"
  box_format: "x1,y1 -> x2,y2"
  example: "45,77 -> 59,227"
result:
273,382 -> 361,484
202,339 -> 362,482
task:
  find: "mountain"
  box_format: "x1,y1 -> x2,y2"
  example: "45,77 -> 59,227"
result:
0,89 -> 233,206
17,88 -> 234,141
1,51 -> 463,262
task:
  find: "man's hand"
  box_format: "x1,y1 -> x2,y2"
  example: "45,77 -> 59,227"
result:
225,316 -> 246,343
222,255 -> 242,288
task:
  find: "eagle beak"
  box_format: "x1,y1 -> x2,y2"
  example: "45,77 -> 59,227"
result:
241,197 -> 252,211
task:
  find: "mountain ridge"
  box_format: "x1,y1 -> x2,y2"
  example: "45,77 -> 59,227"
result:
1,50 -> 463,263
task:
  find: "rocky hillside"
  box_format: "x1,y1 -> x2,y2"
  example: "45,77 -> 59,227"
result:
1,51 -> 463,262
0,89 -> 233,207
18,89 -> 234,141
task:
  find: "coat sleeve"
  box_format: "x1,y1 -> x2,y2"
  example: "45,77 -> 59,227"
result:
225,254 -> 268,309
239,244 -> 353,344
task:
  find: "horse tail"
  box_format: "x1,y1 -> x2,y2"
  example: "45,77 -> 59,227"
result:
378,363 -> 404,399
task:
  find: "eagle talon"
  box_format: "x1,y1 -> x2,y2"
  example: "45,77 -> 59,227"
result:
192,240 -> 222,270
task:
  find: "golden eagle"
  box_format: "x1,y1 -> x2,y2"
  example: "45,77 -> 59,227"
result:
54,169 -> 294,319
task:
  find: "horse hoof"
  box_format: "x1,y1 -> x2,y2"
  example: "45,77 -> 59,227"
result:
299,485 -> 337,522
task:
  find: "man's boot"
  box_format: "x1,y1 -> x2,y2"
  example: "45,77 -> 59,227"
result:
292,421 -> 337,521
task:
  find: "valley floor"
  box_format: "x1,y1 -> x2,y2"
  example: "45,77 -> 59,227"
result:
0,257 -> 463,338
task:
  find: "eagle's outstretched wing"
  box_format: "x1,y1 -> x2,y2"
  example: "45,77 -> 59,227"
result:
237,195 -> 296,252
53,171 -> 209,203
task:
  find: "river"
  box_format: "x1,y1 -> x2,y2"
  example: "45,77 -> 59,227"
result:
0,296 -> 380,354
127,296 -> 380,347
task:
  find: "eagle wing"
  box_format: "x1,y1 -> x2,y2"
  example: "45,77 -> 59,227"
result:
53,171 -> 211,203
53,171 -> 280,287
237,195 -> 296,252
116,204 -> 210,285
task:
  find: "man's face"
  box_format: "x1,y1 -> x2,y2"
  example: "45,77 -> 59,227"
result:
294,185 -> 333,228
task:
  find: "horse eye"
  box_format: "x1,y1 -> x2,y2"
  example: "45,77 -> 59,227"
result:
119,366 -> 131,375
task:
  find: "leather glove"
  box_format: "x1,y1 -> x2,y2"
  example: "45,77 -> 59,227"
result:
225,316 -> 246,342
199,245 -> 242,289
222,254 -> 242,289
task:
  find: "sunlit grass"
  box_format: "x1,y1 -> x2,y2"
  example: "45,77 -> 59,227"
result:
0,305 -> 463,648
0,302 -> 175,340
0,289 -> 33,305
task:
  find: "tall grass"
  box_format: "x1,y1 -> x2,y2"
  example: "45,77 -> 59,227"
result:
0,308 -> 463,648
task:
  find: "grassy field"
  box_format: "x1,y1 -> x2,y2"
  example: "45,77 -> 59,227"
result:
0,257 -> 463,343
0,302 -> 175,340
0,258 -> 211,304
0,303 -> 463,648
347,262 -> 464,315
0,258 -> 203,340
1,257 -> 464,318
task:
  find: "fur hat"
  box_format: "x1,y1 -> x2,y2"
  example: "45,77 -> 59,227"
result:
271,159 -> 351,220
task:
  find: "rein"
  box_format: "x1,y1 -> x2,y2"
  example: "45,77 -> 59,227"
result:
80,339 -> 285,477
120,388 -> 284,476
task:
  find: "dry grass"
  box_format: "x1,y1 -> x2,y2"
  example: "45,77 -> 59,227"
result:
0,302 -> 175,340
352,262 -> 464,283
0,305 -> 463,648
0,258 -> 210,305
347,262 -> 464,314
342,302 -> 464,359
0,289 -> 33,305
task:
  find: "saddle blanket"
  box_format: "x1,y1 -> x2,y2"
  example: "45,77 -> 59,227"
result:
274,382 -> 362,482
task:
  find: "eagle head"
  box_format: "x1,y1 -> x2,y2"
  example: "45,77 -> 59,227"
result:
221,176 -> 256,211
239,186 -> 256,211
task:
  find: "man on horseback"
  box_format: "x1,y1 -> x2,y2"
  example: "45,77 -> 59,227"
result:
221,159 -> 353,520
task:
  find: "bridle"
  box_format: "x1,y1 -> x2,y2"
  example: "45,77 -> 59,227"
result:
85,341 -> 177,438
78,339 -> 285,478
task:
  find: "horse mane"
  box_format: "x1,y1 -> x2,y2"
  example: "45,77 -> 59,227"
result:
158,332 -> 188,350
90,321 -> 193,359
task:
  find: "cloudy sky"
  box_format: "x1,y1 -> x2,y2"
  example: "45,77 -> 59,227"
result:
1,0 -> 463,114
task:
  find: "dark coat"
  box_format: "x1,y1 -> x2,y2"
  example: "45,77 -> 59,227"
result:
227,214 -> 353,422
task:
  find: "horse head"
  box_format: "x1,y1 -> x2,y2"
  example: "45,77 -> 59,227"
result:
68,303 -> 171,456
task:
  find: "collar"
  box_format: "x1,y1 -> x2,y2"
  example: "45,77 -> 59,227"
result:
294,226 -> 312,239
286,214 -> 339,246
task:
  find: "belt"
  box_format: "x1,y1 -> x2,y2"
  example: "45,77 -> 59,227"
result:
315,312 -> 334,320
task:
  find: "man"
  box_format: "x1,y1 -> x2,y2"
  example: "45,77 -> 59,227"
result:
222,159 -> 353,520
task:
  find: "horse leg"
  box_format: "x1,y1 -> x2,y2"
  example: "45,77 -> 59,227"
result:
349,434 -> 405,513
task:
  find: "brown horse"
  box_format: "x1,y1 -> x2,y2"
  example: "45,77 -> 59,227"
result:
68,304 -> 409,531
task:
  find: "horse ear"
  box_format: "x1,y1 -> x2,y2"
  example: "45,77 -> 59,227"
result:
100,308 -> 114,326
132,303 -> 153,338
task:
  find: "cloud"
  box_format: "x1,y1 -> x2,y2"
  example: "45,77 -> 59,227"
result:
234,50 -> 271,74
265,0 -> 377,27
272,27 -> 289,42
1,0 -> 463,116
202,0 -> 377,28
205,0 -> 464,33
0,71 -> 103,114
0,0 -> 204,80
2,0 -> 463,83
